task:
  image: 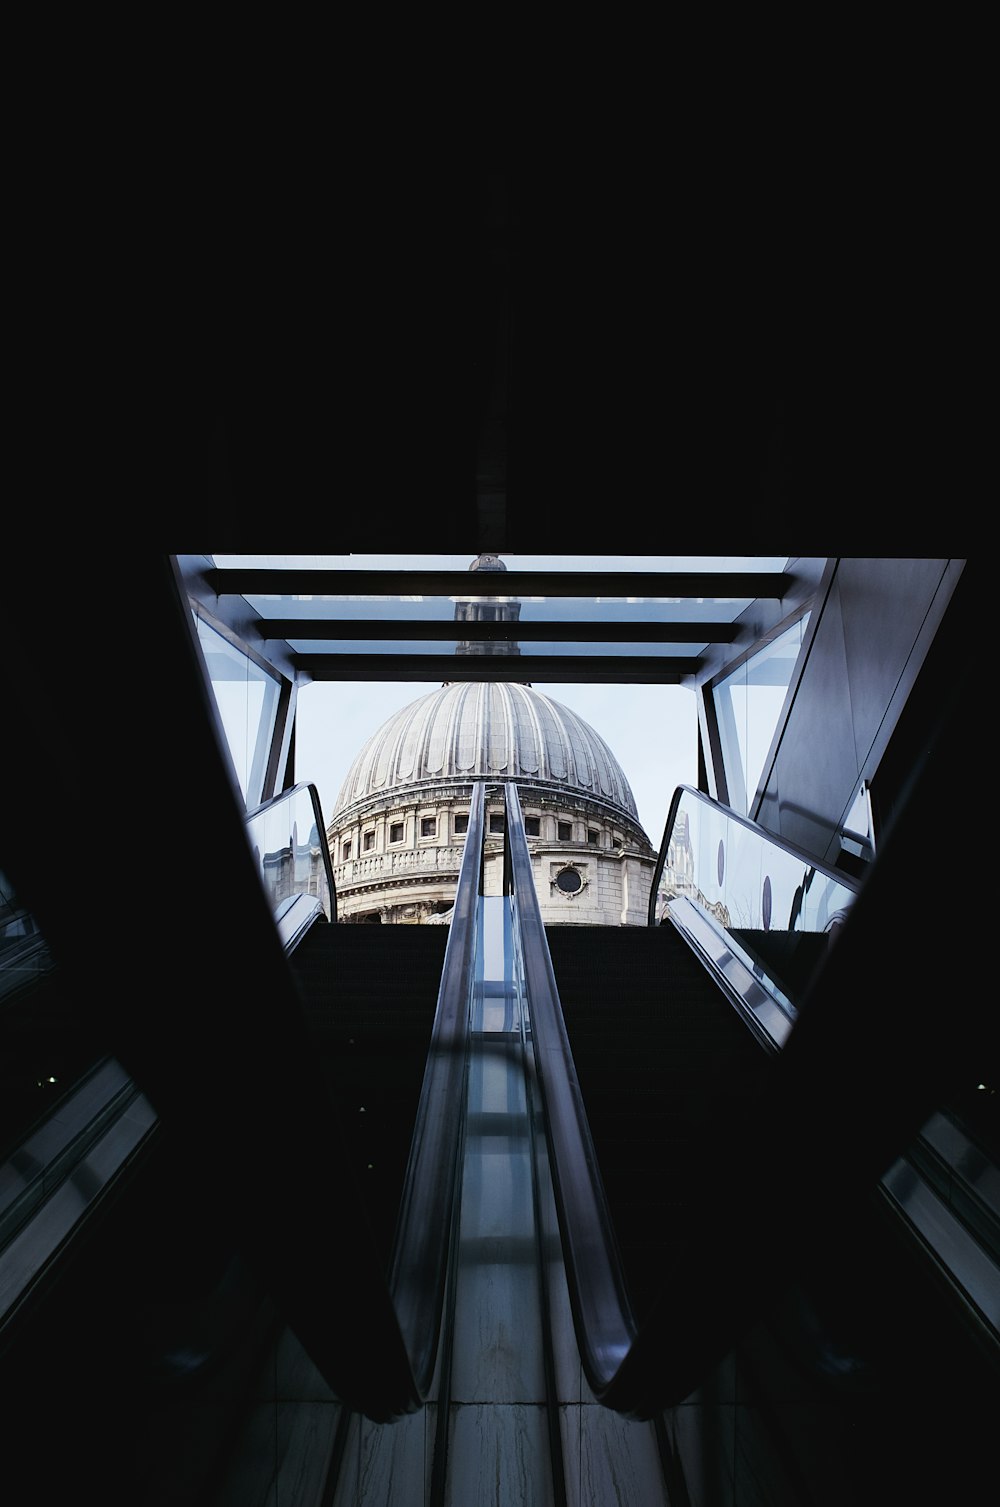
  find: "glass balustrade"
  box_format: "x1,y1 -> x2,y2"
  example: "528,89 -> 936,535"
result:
652,785 -> 861,1034
245,782 -> 336,931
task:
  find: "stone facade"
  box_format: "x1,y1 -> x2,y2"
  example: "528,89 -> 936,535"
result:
329,774 -> 656,927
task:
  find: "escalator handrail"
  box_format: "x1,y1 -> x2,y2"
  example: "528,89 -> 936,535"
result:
387,778 -> 485,1396
502,784 -> 639,1394
504,778 -> 882,1417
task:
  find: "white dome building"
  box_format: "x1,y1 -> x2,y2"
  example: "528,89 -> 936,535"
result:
326,560 -> 657,926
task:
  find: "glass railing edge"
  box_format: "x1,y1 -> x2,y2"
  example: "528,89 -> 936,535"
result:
387,780 -> 486,1396
666,895 -> 795,1050
503,783 -> 637,1398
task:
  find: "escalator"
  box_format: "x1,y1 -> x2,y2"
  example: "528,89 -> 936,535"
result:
234,779 -> 676,1504
2,551 -> 996,1503
295,835 -> 675,1507
4,757 -> 997,1504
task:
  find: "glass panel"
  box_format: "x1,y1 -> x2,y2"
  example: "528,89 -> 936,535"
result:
196,617 -> 282,809
245,784 -> 333,922
213,553 -> 790,660
273,637 -> 730,658
713,615 -> 810,816
213,551 -> 787,575
843,781 -> 875,859
657,786 -> 859,1020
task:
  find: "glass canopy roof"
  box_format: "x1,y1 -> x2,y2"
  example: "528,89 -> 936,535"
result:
203,555 -> 793,682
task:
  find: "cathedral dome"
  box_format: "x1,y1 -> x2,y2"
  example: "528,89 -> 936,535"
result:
332,681 -> 643,830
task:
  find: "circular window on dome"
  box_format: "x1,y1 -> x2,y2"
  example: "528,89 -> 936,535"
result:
555,867 -> 583,895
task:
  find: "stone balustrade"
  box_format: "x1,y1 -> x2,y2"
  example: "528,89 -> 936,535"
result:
335,846 -> 466,886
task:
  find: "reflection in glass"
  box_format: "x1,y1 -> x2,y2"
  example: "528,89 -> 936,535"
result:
656,786 -> 858,1017
274,638 -> 725,658
713,615 -> 810,816
245,784 -> 334,923
196,617 -> 281,809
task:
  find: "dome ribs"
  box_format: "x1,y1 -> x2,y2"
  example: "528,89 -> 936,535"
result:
330,683 -> 642,829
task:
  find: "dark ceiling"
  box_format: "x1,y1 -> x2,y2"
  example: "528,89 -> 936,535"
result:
175,157 -> 794,554
167,151 -> 960,560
